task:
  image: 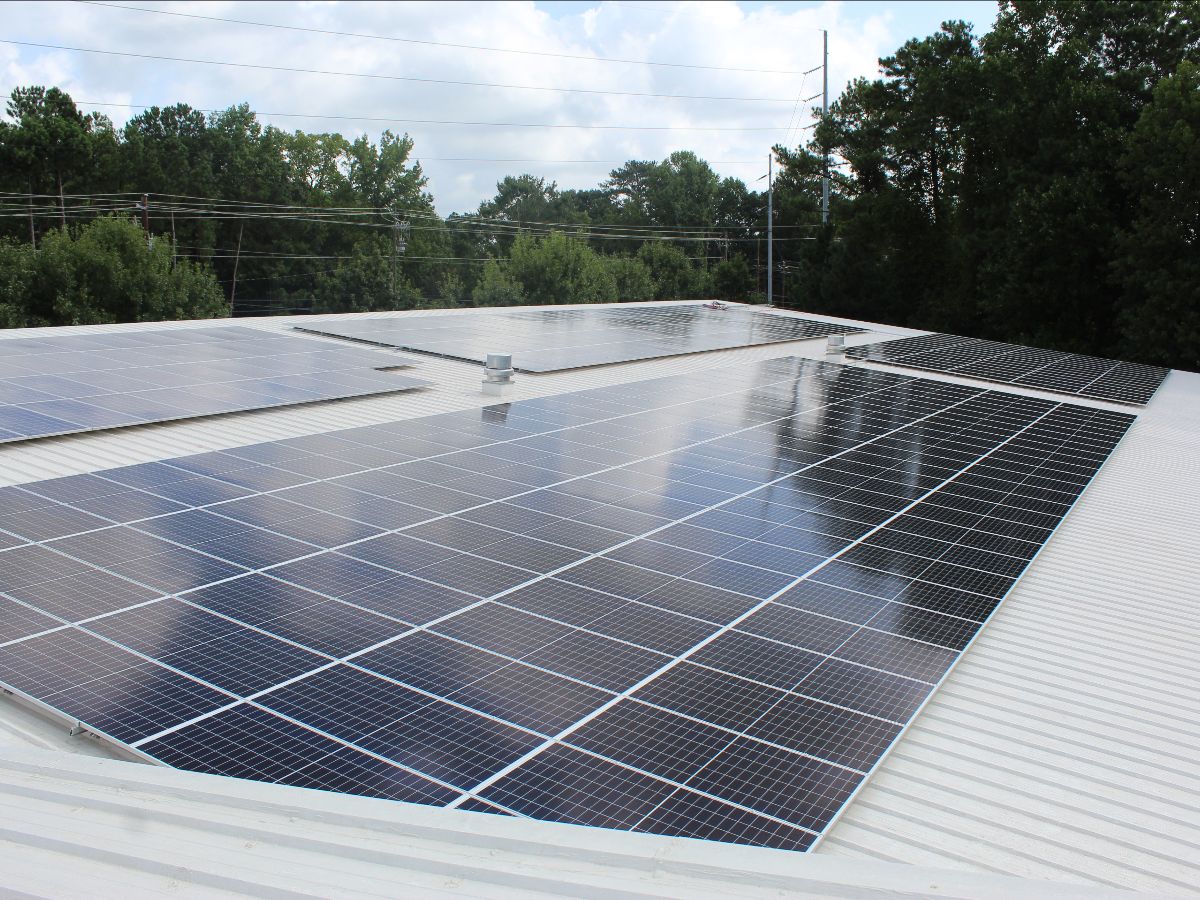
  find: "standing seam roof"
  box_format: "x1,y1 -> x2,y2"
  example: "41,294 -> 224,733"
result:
816,368 -> 1200,896
0,302 -> 1196,896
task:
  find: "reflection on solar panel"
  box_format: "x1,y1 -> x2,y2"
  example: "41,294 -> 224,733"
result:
297,304 -> 864,372
847,333 -> 1168,406
0,357 -> 1133,852
0,326 -> 427,443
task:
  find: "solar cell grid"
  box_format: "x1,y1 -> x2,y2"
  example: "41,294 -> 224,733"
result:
0,325 -> 428,443
0,356 -> 1133,852
297,304 -> 864,372
848,332 -> 1168,405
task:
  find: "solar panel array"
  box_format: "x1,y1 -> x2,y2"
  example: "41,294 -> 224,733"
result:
846,333 -> 1168,405
0,358 -> 1133,852
0,326 -> 428,443
297,305 -> 864,372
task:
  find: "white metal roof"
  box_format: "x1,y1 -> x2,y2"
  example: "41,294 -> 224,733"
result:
1,301 -> 1197,898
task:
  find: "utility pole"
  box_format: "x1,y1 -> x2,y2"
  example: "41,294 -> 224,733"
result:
229,222 -> 244,317
141,193 -> 150,249
386,205 -> 410,306
766,153 -> 774,306
27,179 -> 36,248
821,29 -> 830,226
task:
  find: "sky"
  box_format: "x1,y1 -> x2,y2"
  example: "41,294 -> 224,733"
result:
2,1 -> 1000,214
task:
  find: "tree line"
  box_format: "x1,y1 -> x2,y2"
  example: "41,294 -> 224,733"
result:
782,0 -> 1199,370
0,0 -> 1196,370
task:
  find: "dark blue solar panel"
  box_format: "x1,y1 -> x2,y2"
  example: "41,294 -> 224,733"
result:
297,304 -> 864,372
847,332 -> 1169,405
0,356 -> 1134,853
0,325 -> 427,443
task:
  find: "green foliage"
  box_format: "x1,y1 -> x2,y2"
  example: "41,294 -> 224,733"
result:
312,236 -> 422,313
0,241 -> 33,327
471,260 -> 525,307
637,242 -> 708,300
507,232 -> 616,305
645,151 -> 721,228
0,216 -> 224,326
436,270 -> 466,306
605,256 -> 656,302
1114,60 -> 1200,369
780,0 -> 1200,370
712,255 -> 753,301
3,10 -> 1199,374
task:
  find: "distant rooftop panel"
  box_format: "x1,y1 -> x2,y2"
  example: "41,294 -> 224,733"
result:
0,326 -> 427,443
296,304 -> 864,372
0,357 -> 1133,853
846,333 -> 1169,405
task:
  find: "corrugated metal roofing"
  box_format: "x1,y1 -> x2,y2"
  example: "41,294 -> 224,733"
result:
0,745 -> 1148,900
815,368 -> 1200,895
1,301 -> 1196,897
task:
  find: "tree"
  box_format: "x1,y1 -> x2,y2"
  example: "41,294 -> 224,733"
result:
121,104 -> 214,197
645,151 -> 720,228
507,232 -> 616,305
346,130 -> 427,209
472,260 -> 525,306
2,87 -> 101,233
605,256 -> 655,301
637,242 -> 707,300
2,216 -> 224,325
436,270 -> 466,306
313,236 -> 423,313
967,0 -> 1199,351
284,130 -> 350,198
712,256 -> 753,301
0,241 -> 34,326
1114,60 -> 1200,369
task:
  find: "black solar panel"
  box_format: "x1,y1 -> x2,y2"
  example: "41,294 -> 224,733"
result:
0,326 -> 427,442
296,304 -> 864,372
0,357 -> 1134,852
847,333 -> 1168,405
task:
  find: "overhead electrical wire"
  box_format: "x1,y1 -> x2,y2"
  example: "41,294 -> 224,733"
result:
0,40 -> 799,104
1,193 -> 822,237
70,100 -> 787,132
75,0 -> 812,76
9,6 -> 830,218
3,205 -> 818,243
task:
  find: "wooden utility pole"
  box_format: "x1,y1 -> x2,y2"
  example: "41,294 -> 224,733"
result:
386,205 -> 409,306
27,179 -> 36,248
229,222 -> 245,316
141,194 -> 150,249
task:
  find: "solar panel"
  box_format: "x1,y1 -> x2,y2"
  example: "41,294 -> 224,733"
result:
296,305 -> 864,372
0,357 -> 1133,852
0,326 -> 428,443
846,333 -> 1168,406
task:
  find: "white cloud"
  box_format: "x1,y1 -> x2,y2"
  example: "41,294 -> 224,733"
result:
3,0 -> 917,213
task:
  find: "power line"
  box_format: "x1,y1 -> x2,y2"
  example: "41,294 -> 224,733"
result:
3,192 -> 826,242
114,192 -> 825,232
415,157 -> 762,165
75,0 -> 813,76
0,40 -> 799,103
68,100 -> 787,132
3,204 -> 821,243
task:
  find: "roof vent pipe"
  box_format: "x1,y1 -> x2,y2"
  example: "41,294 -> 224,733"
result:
482,352 -> 515,397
